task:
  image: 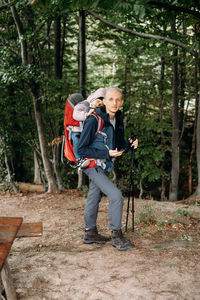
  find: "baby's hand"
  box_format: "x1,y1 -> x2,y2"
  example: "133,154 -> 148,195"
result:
85,108 -> 95,117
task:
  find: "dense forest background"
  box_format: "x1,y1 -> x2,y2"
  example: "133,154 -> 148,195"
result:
0,0 -> 200,201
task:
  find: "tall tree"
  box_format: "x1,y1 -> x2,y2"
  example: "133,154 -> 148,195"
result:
159,56 -> 167,201
169,20 -> 180,202
78,9 -> 87,98
11,4 -> 58,193
195,61 -> 200,198
188,64 -> 197,195
53,14 -> 65,190
189,58 -> 200,200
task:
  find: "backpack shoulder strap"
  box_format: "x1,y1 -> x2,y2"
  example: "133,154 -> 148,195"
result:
91,112 -> 104,135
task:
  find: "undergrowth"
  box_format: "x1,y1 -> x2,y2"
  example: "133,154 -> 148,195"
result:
136,203 -> 200,228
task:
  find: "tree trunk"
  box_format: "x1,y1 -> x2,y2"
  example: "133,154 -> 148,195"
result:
61,17 -> 67,75
186,24 -> 200,200
53,15 -> 65,191
188,64 -> 197,195
0,134 -> 19,194
52,144 -> 64,191
179,58 -> 186,132
77,10 -> 87,188
31,85 -> 58,193
161,177 -> 166,201
188,120 -> 196,195
78,9 -> 87,98
54,15 -> 62,79
188,59 -> 200,199
33,150 -> 42,184
139,179 -> 143,199
33,147 -> 46,188
169,21 -> 180,201
159,56 -> 167,201
179,19 -> 187,136
195,63 -> 200,197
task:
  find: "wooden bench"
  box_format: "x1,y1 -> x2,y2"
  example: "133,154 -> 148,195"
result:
0,217 -> 42,300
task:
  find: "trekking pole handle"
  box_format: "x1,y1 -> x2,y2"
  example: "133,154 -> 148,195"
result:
130,131 -> 136,166
131,131 -> 137,143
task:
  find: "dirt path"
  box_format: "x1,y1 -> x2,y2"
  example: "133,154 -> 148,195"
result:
0,191 -> 200,299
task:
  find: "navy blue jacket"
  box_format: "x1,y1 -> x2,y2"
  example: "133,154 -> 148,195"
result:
77,106 -> 130,159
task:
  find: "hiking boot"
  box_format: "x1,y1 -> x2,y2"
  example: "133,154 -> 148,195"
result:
83,227 -> 110,244
112,230 -> 134,251
77,158 -> 91,170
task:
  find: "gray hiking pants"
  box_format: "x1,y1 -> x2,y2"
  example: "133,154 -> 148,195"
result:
84,167 -> 124,231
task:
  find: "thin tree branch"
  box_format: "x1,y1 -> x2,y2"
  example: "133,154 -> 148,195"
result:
10,5 -> 28,65
0,1 -> 15,12
148,1 -> 200,20
87,10 -> 197,57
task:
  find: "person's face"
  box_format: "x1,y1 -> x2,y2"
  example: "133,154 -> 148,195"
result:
103,90 -> 124,115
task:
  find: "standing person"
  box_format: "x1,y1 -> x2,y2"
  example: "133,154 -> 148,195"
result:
77,87 -> 138,251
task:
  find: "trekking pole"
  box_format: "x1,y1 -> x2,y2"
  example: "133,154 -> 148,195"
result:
125,132 -> 136,238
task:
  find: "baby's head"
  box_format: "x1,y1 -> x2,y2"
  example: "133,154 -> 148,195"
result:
91,98 -> 103,108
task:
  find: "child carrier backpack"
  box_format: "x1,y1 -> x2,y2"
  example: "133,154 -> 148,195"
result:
61,93 -> 104,168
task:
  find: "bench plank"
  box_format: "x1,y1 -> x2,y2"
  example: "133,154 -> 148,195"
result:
16,222 -> 43,238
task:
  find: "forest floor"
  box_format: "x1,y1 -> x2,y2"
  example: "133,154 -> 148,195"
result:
0,186 -> 200,300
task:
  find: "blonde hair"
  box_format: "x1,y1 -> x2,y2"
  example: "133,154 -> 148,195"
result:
104,87 -> 123,99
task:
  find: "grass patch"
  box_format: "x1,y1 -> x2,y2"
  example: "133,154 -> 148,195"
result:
175,209 -> 190,217
136,203 -> 158,225
136,202 -> 199,231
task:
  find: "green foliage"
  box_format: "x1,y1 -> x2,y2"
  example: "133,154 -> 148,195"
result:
0,157 -> 7,184
176,209 -> 190,217
78,184 -> 89,195
181,233 -> 193,242
0,138 -> 12,191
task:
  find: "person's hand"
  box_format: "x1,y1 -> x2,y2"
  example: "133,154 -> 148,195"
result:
129,138 -> 138,149
109,148 -> 124,157
85,108 -> 95,117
